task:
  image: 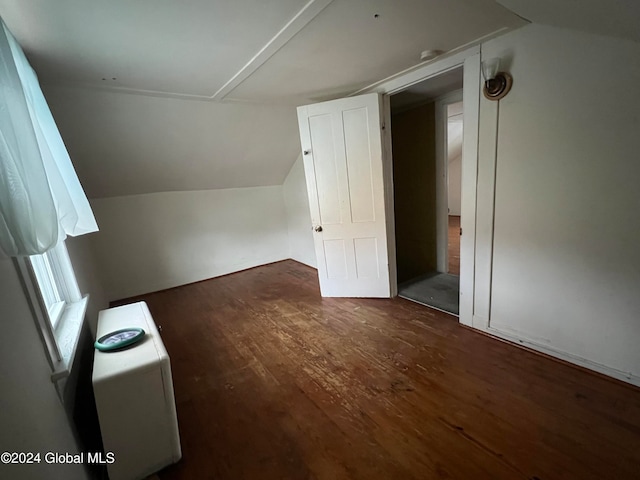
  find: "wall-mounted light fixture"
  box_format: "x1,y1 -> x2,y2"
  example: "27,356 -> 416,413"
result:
482,58 -> 512,101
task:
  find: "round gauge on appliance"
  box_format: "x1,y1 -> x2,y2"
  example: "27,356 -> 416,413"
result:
94,327 -> 146,352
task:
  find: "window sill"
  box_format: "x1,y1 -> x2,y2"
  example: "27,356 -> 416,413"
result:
50,294 -> 89,383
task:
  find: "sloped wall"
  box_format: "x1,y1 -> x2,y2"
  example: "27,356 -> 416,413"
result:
42,86 -> 300,301
43,86 -> 301,198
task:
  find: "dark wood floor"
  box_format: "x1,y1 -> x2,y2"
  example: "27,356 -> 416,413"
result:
117,260 -> 640,480
448,215 -> 460,275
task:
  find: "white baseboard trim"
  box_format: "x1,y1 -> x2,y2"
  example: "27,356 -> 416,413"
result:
107,253 -> 290,301
289,254 -> 317,269
484,325 -> 640,387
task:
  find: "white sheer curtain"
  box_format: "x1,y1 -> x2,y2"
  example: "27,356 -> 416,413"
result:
0,19 -> 97,257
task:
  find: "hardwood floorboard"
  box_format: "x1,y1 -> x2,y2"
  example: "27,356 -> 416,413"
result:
448,215 -> 460,275
113,260 -> 640,480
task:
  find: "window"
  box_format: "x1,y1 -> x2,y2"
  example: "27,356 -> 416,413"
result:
30,242 -> 82,329
23,241 -> 88,382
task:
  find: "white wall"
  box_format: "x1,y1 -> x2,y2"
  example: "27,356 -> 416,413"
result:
90,186 -> 290,300
447,153 -> 462,216
44,86 -> 300,198
66,235 -> 109,334
282,155 -> 316,268
473,24 -> 640,384
447,107 -> 463,216
0,257 -> 88,480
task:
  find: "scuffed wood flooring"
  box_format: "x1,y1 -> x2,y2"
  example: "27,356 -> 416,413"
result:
448,215 -> 460,275
115,260 -> 640,480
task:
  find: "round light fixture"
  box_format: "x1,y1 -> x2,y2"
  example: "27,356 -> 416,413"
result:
420,49 -> 442,62
483,72 -> 512,101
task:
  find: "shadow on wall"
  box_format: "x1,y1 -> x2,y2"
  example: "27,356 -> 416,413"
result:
391,102 -> 437,284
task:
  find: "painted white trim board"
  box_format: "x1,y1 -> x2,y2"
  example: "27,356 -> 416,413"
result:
353,45 -> 481,327
213,0 -> 335,100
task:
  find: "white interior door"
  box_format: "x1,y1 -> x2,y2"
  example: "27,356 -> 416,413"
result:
297,93 -> 391,297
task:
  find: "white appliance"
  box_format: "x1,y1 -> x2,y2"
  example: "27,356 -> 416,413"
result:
92,302 -> 181,480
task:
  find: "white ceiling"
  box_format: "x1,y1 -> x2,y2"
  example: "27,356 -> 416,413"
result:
43,86 -> 300,198
2,1 -> 639,198
229,0 -> 524,104
390,67 -> 463,111
0,0 -> 529,197
496,0 -> 640,44
0,0 -> 310,97
0,0 -> 526,103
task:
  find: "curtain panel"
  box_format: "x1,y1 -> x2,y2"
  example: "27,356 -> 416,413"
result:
0,19 -> 98,257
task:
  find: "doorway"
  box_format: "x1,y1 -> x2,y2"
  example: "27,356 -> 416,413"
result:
445,98 -> 463,277
389,68 -> 463,315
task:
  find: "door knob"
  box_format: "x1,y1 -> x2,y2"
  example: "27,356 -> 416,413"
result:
314,225 -> 323,232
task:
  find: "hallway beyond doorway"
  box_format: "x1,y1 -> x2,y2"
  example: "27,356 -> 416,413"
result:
448,215 -> 460,275
398,216 -> 460,315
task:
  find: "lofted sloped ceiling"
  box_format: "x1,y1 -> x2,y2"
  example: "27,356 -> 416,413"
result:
42,87 -> 302,198
228,0 -> 525,104
0,0 -> 312,97
496,0 -> 640,44
0,0 -> 528,197
0,0 -> 526,101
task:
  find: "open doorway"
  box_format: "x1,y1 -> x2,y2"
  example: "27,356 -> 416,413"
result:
389,67 -> 463,315
445,99 -> 463,277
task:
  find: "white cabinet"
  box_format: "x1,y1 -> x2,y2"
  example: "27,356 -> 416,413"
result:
92,302 -> 181,480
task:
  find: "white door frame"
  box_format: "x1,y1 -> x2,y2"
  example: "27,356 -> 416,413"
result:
357,46 -> 481,327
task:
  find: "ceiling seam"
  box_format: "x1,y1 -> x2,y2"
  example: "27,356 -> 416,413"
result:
40,81 -> 299,106
211,0 -> 334,101
41,0 -> 334,105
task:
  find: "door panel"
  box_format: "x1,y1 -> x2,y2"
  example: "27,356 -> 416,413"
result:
309,114 -> 342,225
343,107 -> 376,223
323,239 -> 348,280
297,93 -> 390,297
354,237 -> 379,278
